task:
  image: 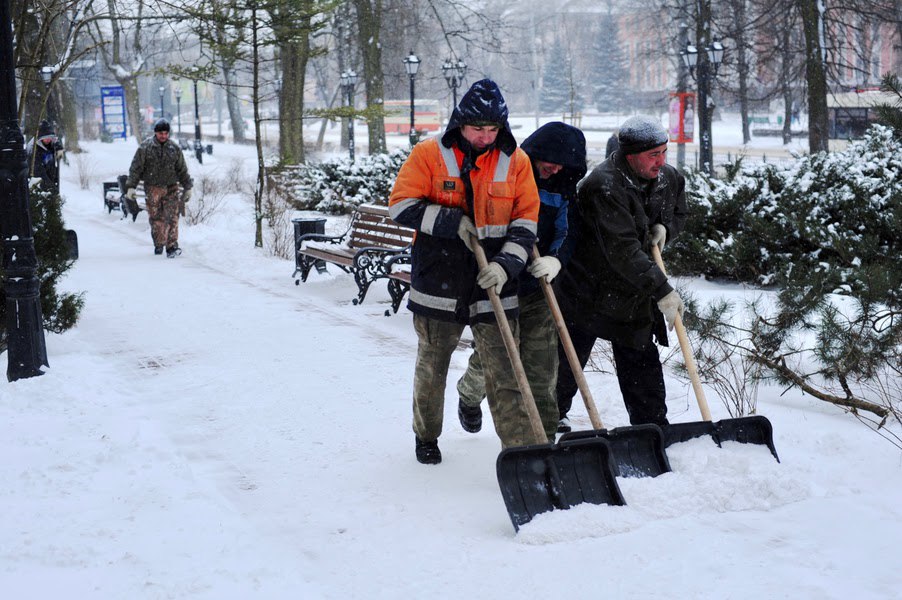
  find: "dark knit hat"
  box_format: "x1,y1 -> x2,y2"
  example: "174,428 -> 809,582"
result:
153,118 -> 171,133
617,115 -> 668,155
37,120 -> 54,137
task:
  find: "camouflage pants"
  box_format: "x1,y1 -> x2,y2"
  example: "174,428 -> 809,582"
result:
145,184 -> 181,249
457,290 -> 559,440
412,313 -> 540,449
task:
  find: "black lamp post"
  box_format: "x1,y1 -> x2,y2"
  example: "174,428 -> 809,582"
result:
340,70 -> 358,162
1,1 -> 48,381
403,51 -> 420,147
681,37 -> 724,175
174,86 -> 182,138
193,79 -> 202,164
158,85 -> 165,117
442,58 -> 467,109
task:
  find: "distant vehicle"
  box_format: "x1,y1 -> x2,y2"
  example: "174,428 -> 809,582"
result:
383,99 -> 441,135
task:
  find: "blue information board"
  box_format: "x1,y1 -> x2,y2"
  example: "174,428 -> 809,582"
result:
100,86 -> 127,139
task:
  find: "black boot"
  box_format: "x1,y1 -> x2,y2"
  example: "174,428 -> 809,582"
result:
458,400 -> 482,433
154,246 -> 164,255
415,437 -> 442,465
166,246 -> 182,258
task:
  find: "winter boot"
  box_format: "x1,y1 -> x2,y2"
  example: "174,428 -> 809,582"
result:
458,399 -> 482,433
415,437 -> 442,465
166,246 -> 182,258
154,246 -> 164,255
557,417 -> 572,433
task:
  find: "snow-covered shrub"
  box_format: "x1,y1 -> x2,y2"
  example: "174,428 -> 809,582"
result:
269,149 -> 410,214
672,125 -> 901,302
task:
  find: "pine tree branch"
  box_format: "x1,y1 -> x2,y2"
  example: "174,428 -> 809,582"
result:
755,354 -> 890,418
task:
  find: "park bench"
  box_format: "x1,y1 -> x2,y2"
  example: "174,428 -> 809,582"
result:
294,203 -> 415,308
102,175 -> 145,221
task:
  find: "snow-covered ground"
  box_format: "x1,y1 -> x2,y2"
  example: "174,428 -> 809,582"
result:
2,125 -> 900,599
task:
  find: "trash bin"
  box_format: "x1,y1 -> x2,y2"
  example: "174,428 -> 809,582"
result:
292,217 -> 328,275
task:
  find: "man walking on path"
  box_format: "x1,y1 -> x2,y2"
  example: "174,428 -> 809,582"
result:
553,115 -> 689,431
125,118 -> 193,258
389,79 -> 541,465
456,121 -> 587,441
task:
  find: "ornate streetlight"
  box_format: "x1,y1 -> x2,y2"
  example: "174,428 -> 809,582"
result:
40,65 -> 53,85
193,78 -> 203,164
442,58 -> 467,109
403,51 -> 420,147
1,1 -> 48,380
681,37 -> 725,175
340,70 -> 358,161
174,86 -> 182,138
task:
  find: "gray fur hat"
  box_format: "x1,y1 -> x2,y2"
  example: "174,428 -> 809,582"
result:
617,115 -> 668,155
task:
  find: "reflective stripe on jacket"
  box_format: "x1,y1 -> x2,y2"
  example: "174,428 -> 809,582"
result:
389,137 -> 539,324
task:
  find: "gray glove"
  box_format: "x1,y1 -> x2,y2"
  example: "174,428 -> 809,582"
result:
182,188 -> 193,203
528,255 -> 562,283
650,224 -> 667,253
457,215 -> 477,251
477,262 -> 507,294
657,290 -> 685,331
125,188 -> 137,200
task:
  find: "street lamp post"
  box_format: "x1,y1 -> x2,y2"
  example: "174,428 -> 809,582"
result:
193,79 -> 202,164
1,1 -> 48,380
403,51 -> 420,147
174,87 -> 182,138
158,85 -> 165,117
681,38 -> 724,175
340,70 -> 358,162
442,58 -> 467,109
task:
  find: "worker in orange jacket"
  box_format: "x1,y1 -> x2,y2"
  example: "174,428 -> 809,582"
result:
389,79 -> 540,464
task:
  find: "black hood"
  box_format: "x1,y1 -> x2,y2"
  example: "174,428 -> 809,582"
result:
441,78 -> 517,156
521,121 -> 588,185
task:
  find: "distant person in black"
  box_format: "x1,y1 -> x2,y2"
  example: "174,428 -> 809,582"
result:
26,120 -> 64,193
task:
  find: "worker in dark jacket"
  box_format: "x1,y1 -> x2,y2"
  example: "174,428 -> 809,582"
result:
554,115 -> 688,431
126,118 -> 192,257
26,120 -> 64,192
389,79 -> 540,464
456,122 -> 587,441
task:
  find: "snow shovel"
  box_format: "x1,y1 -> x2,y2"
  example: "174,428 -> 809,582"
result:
650,245 -> 779,462
472,236 -> 625,532
531,247 -> 671,479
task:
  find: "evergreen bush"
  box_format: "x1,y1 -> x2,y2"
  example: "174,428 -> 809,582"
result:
0,184 -> 84,351
269,149 -> 410,214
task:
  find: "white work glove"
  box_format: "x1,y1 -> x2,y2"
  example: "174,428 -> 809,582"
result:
650,224 -> 667,253
657,290 -> 685,331
182,188 -> 193,203
528,255 -> 562,283
126,188 -> 137,200
477,262 -> 508,294
457,215 -> 477,251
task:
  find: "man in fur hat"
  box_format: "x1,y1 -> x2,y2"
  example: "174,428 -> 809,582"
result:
553,115 -> 689,431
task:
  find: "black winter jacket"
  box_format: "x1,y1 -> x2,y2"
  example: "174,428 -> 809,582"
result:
554,151 -> 688,347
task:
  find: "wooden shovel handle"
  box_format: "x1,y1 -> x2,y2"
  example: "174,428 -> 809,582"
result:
650,245 -> 713,422
472,235 -> 548,444
531,246 -> 605,431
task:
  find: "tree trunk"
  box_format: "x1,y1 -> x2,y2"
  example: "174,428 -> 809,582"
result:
251,7 -> 264,248
222,64 -> 246,143
278,21 -> 310,165
780,20 -> 795,145
352,0 -> 386,155
798,0 -> 829,153
734,0 -> 751,144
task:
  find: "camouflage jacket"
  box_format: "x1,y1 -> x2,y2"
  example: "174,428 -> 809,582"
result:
126,136 -> 191,191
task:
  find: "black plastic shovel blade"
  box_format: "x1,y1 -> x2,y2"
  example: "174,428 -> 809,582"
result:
558,424 -> 671,478
715,415 -> 780,462
662,421 -> 719,448
496,438 -> 626,531
663,417 -> 779,463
